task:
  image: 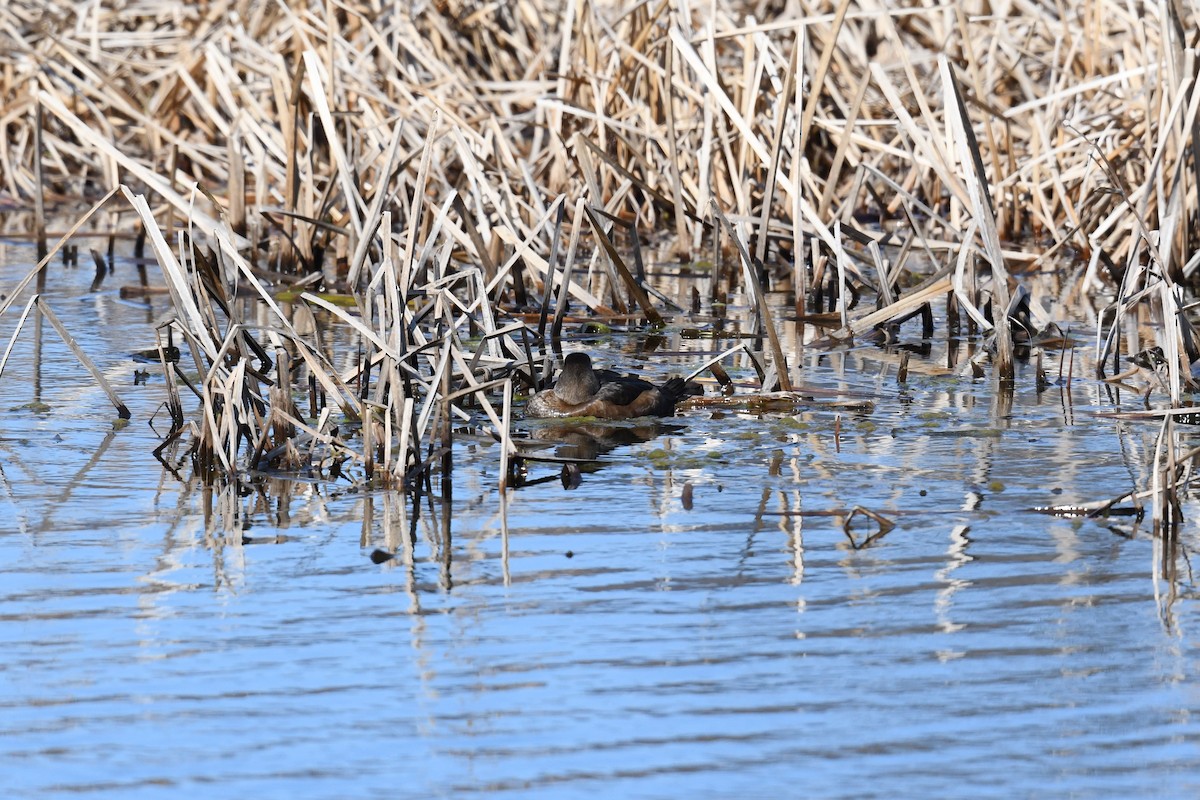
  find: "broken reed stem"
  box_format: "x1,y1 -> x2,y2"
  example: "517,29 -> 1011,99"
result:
499,378 -> 513,492
33,100 -> 46,256
536,197 -> 566,342
552,198 -> 587,343
583,206 -> 665,327
715,206 -> 792,392
440,341 -> 453,478
37,298 -> 130,419
363,405 -> 375,481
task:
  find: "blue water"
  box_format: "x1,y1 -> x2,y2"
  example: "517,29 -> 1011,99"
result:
0,236 -> 1198,798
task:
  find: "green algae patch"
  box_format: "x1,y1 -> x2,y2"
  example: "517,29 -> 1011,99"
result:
641,446 -> 720,471
278,290 -> 359,307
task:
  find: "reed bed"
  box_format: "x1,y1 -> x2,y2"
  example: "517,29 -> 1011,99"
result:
2,1 -> 1200,526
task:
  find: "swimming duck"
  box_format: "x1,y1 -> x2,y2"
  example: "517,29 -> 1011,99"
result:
525,353 -> 691,419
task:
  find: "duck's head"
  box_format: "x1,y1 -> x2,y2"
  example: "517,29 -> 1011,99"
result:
556,352 -> 601,403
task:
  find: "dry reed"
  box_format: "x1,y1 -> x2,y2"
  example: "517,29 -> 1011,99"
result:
1,1 -> 1199,508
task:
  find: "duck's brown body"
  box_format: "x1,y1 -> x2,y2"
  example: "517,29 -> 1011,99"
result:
526,353 -> 689,419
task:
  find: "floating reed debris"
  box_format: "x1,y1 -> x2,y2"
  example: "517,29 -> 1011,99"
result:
3,1 -> 1200,508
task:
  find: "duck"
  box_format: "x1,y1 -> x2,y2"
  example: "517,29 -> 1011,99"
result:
525,353 -> 692,419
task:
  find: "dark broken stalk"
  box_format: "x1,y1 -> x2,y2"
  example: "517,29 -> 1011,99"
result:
551,198 -> 586,345
685,342 -> 751,397
363,405 -> 375,481
156,326 -> 184,430
36,298 -> 130,419
440,342 -> 453,478
594,208 -> 684,313
89,248 -> 107,292
272,347 -> 296,452
549,251 -> 573,348
714,205 -> 792,392
34,100 -> 46,259
941,56 -> 1014,384
499,378 -> 513,492
582,206 -> 665,328
628,217 -> 647,284
536,197 -> 566,342
573,136 -> 700,226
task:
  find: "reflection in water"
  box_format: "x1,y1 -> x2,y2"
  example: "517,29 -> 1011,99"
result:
510,419 -> 682,488
934,524 -> 972,641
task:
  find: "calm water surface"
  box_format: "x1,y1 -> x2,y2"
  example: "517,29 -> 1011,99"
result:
0,236 -> 1198,798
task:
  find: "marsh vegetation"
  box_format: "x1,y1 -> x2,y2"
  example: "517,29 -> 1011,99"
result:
4,2 -> 1200,794
5,2 -> 1199,524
